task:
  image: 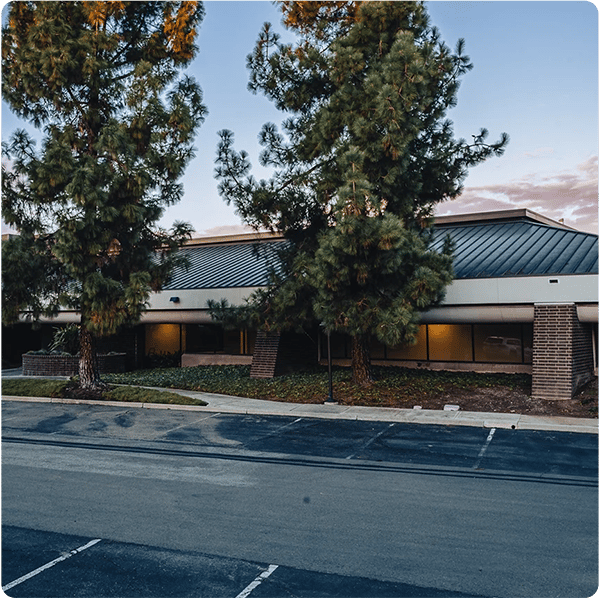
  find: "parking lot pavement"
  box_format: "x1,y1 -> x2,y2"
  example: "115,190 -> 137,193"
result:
2,400 -> 598,478
2,401 -> 597,598
3,526 -> 479,598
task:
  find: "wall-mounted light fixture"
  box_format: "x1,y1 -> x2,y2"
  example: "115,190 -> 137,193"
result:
169,297 -> 180,303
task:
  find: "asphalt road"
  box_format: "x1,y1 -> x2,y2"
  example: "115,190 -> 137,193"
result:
2,400 -> 598,598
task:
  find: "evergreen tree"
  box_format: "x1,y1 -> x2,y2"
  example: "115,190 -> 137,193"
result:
2,1 -> 206,390
216,1 -> 508,386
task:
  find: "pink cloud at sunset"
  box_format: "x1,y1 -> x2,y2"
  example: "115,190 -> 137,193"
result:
437,156 -> 598,234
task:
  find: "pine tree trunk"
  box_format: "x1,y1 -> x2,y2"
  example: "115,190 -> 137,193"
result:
79,326 -> 101,390
351,333 -> 373,387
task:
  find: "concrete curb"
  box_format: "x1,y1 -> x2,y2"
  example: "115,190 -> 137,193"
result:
2,392 -> 598,434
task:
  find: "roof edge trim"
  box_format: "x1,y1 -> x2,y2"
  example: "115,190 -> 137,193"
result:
183,230 -> 285,248
434,208 -> 578,230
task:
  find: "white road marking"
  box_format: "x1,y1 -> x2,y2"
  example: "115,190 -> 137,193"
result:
473,427 -> 496,469
160,413 -> 220,435
2,538 -> 102,592
267,417 -> 304,436
346,423 -> 395,460
236,564 -> 279,598
248,417 -> 304,444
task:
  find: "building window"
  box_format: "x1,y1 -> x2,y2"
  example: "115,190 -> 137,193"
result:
428,324 -> 473,362
185,324 -> 223,353
242,329 -> 256,355
223,329 -> 241,354
320,322 -> 532,365
184,325 -> 254,355
145,324 -> 183,355
370,337 -> 386,359
323,332 -> 350,359
473,323 -> 532,364
386,325 -> 428,360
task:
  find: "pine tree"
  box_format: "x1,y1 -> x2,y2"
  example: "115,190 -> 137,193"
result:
2,1 -> 206,390
214,1 -> 508,386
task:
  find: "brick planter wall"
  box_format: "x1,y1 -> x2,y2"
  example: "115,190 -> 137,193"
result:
22,353 -> 128,377
532,304 -> 594,400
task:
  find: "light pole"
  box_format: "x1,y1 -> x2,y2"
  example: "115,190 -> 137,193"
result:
325,328 -> 335,404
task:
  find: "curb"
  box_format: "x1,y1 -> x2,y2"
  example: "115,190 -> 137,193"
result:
2,394 -> 598,434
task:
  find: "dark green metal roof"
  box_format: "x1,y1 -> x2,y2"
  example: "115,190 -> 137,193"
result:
432,220 -> 598,279
164,218 -> 598,290
164,241 -> 287,290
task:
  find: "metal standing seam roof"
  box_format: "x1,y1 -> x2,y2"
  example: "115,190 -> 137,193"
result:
163,219 -> 598,290
432,220 -> 598,279
164,241 -> 288,290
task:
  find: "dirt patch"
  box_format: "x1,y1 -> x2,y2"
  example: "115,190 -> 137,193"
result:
428,382 -> 598,418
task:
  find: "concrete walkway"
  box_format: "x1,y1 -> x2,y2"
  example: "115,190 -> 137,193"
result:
2,384 -> 597,434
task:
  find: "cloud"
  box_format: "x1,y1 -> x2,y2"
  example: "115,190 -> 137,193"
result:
437,156 -> 598,234
523,147 -> 555,159
194,224 -> 254,237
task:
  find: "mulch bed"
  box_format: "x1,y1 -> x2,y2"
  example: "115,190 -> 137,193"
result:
270,376 -> 598,418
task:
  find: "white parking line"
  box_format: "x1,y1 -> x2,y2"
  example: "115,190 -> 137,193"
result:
160,413 -> 221,436
346,423 -> 395,460
2,538 -> 102,592
473,427 -> 496,469
236,564 -> 279,598
267,417 -> 304,436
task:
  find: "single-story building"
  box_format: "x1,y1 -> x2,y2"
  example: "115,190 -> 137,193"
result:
3,208 -> 597,400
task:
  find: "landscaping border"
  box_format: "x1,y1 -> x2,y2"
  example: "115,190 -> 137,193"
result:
22,353 -> 128,377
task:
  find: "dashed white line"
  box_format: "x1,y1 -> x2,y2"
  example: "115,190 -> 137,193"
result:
2,538 -> 102,592
236,564 -> 279,598
473,427 -> 496,469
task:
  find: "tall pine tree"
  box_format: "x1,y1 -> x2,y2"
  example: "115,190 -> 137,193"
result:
2,1 -> 206,390
216,1 -> 508,386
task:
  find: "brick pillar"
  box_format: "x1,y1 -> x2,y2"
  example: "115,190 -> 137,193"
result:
532,303 -> 594,400
250,331 -> 281,379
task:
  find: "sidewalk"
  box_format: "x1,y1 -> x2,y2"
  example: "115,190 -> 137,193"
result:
2,384 -> 598,434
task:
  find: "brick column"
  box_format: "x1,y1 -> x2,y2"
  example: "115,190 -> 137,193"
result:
532,303 -> 594,400
250,330 -> 281,379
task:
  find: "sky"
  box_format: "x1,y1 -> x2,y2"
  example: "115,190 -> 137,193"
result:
1,1 -> 598,235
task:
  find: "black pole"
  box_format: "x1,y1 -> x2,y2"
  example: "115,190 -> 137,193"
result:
326,329 -> 334,403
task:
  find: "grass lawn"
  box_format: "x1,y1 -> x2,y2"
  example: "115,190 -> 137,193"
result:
1,378 -> 207,406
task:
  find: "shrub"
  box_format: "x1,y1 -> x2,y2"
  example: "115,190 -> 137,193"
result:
49,324 -> 80,355
144,351 -> 182,369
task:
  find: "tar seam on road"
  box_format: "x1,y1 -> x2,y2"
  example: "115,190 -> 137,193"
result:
2,538 -> 102,592
236,564 -> 279,598
346,422 -> 396,459
3,435 -> 596,487
473,427 -> 496,470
